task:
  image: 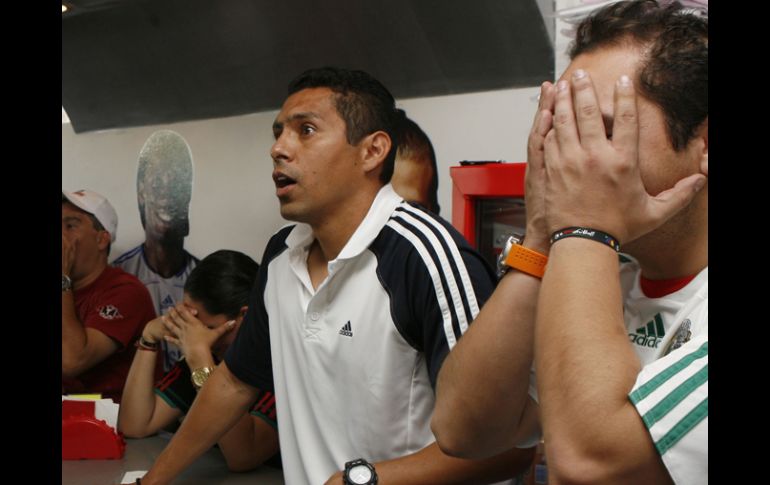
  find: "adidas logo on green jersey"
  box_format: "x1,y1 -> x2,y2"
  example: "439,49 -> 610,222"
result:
629,313 -> 665,348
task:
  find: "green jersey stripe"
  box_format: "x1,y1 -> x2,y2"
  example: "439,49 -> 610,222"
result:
655,397 -> 708,455
629,341 -> 708,403
640,365 -> 708,428
654,314 -> 665,337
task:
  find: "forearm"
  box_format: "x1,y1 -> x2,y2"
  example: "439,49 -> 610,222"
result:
141,362 -> 258,485
216,415 -> 279,472
536,239 -> 650,483
61,291 -> 89,376
433,269 -> 540,458
118,347 -> 166,437
362,443 -> 534,485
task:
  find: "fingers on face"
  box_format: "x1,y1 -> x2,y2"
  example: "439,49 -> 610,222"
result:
553,80 -> 579,150
611,75 -> 639,156
570,70 -> 607,149
530,82 -> 556,139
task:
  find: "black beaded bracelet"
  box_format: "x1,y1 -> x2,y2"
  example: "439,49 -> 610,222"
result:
550,227 -> 621,252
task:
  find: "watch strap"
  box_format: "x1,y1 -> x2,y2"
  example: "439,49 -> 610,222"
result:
504,243 -> 548,279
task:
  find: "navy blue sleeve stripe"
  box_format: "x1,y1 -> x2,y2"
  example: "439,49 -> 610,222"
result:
395,204 -> 481,321
387,206 -> 480,349
388,215 -> 464,343
392,207 -> 479,329
395,205 -> 481,324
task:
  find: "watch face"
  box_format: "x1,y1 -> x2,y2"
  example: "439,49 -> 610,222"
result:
349,464 -> 373,484
191,367 -> 212,388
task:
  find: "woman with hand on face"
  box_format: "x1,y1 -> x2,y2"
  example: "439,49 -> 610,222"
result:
118,250 -> 279,472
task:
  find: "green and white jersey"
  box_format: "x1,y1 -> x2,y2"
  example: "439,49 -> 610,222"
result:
620,260 -> 708,365
630,334 -> 708,485
621,258 -> 708,484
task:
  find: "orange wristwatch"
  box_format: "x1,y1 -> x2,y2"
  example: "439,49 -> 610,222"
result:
496,234 -> 548,279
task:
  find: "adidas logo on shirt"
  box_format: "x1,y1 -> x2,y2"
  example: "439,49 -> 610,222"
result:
339,321 -> 353,337
629,313 -> 665,348
160,295 -> 175,313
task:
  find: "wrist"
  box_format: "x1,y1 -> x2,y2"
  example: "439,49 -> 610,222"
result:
185,349 -> 215,370
550,226 -> 621,253
136,336 -> 159,352
522,233 -> 550,255
140,333 -> 159,345
497,234 -> 548,279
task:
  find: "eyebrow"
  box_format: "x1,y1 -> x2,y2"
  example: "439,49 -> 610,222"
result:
272,112 -> 321,132
62,216 -> 82,224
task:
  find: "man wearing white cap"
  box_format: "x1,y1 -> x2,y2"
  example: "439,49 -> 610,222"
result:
62,189 -> 157,402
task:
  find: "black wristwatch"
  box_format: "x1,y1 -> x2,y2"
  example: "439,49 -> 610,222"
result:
343,458 -> 378,485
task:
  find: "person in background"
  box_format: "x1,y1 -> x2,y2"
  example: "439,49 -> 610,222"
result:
62,189 -> 156,403
432,2 -> 707,484
113,129 -> 200,372
119,249 -> 279,472
391,110 -> 441,214
138,66 -> 533,485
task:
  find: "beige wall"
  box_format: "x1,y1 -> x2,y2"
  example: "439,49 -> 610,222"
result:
62,85 -> 541,263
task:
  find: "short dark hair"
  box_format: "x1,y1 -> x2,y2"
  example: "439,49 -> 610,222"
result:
184,250 -> 259,319
287,67 -> 400,183
396,111 -> 441,214
570,0 -> 707,151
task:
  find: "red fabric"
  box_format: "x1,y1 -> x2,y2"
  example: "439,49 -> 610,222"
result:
62,266 -> 158,402
639,274 -> 697,299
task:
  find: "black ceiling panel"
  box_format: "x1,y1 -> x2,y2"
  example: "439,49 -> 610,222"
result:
62,0 -> 553,133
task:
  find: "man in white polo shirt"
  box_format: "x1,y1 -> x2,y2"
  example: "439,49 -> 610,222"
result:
140,67 -> 533,485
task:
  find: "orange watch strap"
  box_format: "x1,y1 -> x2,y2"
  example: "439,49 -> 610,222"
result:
504,244 -> 548,279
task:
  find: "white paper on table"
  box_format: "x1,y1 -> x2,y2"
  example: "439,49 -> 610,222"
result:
121,470 -> 147,484
62,395 -> 120,430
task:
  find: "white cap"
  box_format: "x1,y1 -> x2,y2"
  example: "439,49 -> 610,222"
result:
62,189 -> 118,242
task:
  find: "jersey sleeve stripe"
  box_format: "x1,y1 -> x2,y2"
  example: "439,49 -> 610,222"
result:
640,364 -> 708,429
386,219 -> 459,348
655,396 -> 708,455
629,340 -> 708,403
153,388 -> 181,410
391,212 -> 468,336
397,204 -> 481,319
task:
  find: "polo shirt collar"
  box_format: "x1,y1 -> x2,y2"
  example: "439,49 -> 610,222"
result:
284,184 -> 403,261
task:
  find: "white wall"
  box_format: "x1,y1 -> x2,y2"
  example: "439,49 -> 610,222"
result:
62,85 -> 541,263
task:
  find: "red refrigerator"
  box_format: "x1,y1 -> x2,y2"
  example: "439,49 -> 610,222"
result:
450,161 -> 527,270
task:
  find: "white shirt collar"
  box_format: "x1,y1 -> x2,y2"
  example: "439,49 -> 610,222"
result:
284,184 -> 403,262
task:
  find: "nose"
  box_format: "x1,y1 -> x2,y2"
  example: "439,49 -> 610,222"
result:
270,134 -> 289,165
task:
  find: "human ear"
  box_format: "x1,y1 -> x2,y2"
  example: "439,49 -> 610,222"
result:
360,131 -> 392,175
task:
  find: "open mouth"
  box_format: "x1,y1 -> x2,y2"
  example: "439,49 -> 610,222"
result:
273,172 -> 297,189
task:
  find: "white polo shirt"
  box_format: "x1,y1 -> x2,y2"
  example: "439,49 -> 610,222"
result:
226,184 -> 496,485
